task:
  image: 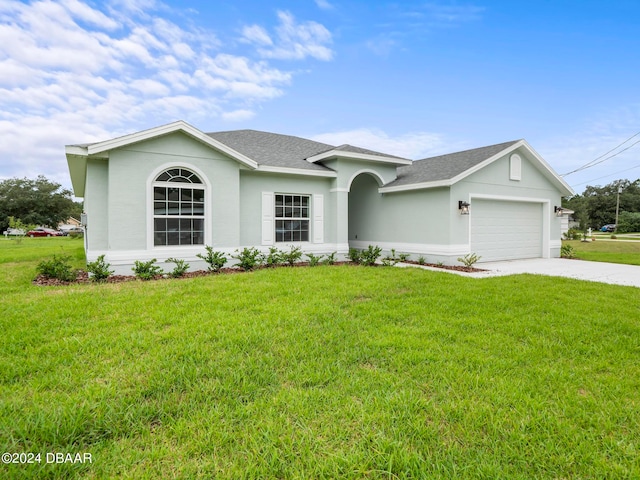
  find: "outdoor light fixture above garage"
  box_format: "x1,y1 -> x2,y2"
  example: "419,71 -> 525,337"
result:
554,206 -> 565,217
459,201 -> 470,215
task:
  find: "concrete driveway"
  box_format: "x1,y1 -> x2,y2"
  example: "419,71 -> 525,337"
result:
472,258 -> 640,288
399,258 -> 640,288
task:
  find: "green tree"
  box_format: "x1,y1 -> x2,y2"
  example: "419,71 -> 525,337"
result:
0,176 -> 82,232
567,178 -> 640,229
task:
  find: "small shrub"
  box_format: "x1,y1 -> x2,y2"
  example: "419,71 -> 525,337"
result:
133,259 -> 163,280
398,252 -> 410,262
417,256 -> 426,265
323,252 -> 337,265
281,245 -> 303,266
381,256 -> 397,267
457,253 -> 481,268
564,228 -> 583,240
196,246 -> 228,272
68,231 -> 84,239
36,254 -> 76,282
360,245 -> 382,266
86,254 -> 113,282
166,257 -> 190,278
264,246 -> 284,268
306,253 -> 324,266
348,248 -> 362,264
232,247 -> 262,271
560,244 -> 575,259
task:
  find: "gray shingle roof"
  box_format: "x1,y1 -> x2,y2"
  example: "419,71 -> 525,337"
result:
207,130 -> 335,171
384,140 -> 521,187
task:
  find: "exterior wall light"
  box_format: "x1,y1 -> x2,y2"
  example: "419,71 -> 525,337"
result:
554,206 -> 565,217
458,201 -> 470,215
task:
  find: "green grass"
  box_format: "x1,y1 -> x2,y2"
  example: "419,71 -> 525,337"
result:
564,238 -> 640,265
2,239 -> 640,479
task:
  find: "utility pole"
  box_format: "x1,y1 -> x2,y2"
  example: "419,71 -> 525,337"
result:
615,186 -> 622,232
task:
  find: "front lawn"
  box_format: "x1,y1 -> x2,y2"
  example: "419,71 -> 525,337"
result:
1,239 -> 639,478
563,238 -> 640,265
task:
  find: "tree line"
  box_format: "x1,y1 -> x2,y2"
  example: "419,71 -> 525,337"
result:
563,178 -> 640,232
0,176 -> 83,232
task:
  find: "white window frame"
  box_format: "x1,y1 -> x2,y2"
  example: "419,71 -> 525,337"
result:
151,167 -> 206,247
274,193 -> 311,243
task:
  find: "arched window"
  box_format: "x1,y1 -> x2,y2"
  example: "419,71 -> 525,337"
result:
153,168 -> 205,246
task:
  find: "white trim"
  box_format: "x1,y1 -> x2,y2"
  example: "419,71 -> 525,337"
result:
306,149 -> 412,166
87,242 -> 350,265
349,240 -> 470,256
146,162 -> 212,250
346,169 -> 386,191
330,187 -> 349,193
86,120 -> 258,169
65,145 -> 88,156
261,192 -> 274,246
379,179 -> 451,193
313,194 -> 324,244
255,165 -> 337,177
510,153 -> 522,181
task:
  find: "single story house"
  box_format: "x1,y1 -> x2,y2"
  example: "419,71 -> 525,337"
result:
65,120 -> 574,274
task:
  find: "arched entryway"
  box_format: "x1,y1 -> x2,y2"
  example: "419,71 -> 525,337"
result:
348,172 -> 384,247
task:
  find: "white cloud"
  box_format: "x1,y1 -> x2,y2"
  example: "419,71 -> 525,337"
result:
241,24 -> 273,46
244,10 -> 333,61
315,0 -> 334,10
0,1 -> 333,186
311,128 -> 451,159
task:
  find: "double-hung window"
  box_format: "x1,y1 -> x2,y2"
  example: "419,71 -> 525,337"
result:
153,168 -> 205,246
275,194 -> 309,242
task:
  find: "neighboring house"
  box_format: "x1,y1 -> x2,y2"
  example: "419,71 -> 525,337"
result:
66,121 -> 574,274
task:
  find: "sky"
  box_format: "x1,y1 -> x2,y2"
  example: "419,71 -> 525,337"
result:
1,0 -> 639,196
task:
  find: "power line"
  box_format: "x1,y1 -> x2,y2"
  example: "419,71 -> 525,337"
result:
570,161 -> 640,189
561,130 -> 640,176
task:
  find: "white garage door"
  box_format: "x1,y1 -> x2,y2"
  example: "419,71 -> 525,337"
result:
470,199 -> 543,262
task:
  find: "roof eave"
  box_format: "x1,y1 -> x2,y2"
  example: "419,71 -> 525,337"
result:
307,150 -> 412,166
87,120 -> 259,169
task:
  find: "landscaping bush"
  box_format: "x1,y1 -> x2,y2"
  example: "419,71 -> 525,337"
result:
348,248 -> 362,264
86,254 -> 114,282
264,246 -> 284,267
323,252 -> 337,265
281,245 -> 303,266
36,254 -> 77,281
457,253 -> 481,268
196,246 -> 228,272
417,256 -> 427,265
305,253 -> 324,267
132,259 -> 163,280
360,245 -> 382,266
165,258 -> 190,278
232,247 -> 262,271
564,228 -> 583,240
560,244 -> 575,259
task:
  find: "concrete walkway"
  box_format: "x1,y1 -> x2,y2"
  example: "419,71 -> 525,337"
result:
399,258 -> 640,288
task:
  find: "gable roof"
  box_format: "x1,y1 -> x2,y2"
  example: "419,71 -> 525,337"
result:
206,130 -> 334,172
380,139 -> 574,196
384,140 -> 520,188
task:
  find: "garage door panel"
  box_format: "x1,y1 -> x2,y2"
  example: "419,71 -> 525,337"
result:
471,200 -> 542,262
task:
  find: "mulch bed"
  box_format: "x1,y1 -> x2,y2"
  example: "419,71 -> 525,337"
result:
32,261 -> 483,286
399,260 -> 485,273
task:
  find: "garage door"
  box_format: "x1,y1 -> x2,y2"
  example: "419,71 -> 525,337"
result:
470,199 -> 543,262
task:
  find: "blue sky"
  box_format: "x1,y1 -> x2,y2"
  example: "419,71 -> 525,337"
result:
1,0 -> 639,194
